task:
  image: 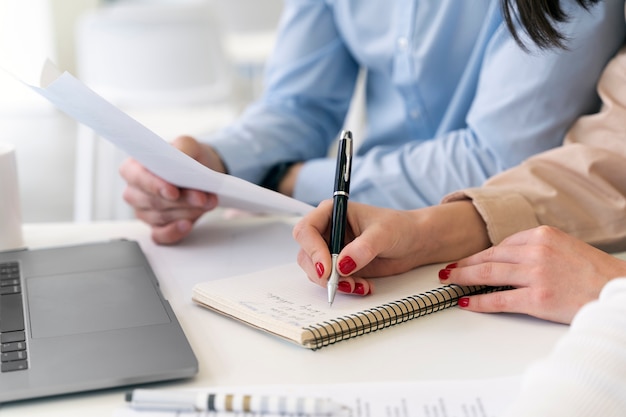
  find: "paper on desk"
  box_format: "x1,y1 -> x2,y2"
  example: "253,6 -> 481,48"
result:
113,376 -> 521,417
23,60 -> 314,216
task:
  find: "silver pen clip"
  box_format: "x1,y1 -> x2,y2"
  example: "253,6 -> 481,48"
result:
343,134 -> 353,183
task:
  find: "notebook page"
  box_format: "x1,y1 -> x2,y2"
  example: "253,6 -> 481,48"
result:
192,262 -> 471,346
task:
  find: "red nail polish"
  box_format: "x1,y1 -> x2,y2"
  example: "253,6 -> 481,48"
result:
337,281 -> 352,293
354,282 -> 366,295
445,262 -> 458,269
315,262 -> 324,278
438,268 -> 451,280
458,297 -> 470,307
338,256 -> 356,275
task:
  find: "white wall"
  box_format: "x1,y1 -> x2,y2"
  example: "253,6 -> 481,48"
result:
0,0 -> 283,223
0,0 -> 97,222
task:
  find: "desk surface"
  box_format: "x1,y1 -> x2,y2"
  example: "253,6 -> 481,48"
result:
1,214 -> 569,416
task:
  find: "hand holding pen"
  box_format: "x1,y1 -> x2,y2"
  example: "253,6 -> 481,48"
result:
327,130 -> 353,306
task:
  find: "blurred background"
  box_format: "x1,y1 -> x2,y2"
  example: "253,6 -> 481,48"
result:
0,0 -> 286,223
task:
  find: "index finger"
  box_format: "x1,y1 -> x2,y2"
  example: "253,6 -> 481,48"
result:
292,200 -> 333,273
456,245 -> 529,270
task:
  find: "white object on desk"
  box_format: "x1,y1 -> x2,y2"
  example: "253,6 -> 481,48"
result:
0,142 -> 24,251
115,376 -> 522,417
126,388 -> 347,415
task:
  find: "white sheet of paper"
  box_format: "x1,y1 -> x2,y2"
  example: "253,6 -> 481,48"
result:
113,376 -> 521,417
23,60 -> 314,216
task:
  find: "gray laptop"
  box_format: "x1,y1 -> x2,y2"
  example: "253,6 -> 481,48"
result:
0,239 -> 198,403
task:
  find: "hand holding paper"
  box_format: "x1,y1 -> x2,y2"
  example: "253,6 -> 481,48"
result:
118,134 -> 227,243
22,60 -> 314,217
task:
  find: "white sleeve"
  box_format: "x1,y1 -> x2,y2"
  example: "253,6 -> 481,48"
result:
504,278 -> 626,417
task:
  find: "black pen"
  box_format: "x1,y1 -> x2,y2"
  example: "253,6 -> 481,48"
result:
327,130 -> 353,306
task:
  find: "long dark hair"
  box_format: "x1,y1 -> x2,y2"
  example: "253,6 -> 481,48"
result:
501,0 -> 601,49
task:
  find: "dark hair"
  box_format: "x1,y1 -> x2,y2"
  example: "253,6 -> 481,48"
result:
501,0 -> 601,49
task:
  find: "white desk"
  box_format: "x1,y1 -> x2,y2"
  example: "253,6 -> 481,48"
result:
1,214 -> 569,416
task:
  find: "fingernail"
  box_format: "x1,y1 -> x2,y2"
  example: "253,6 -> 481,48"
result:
354,282 -> 366,295
438,268 -> 451,280
338,256 -> 356,275
458,297 -> 470,308
445,262 -> 458,269
315,262 -> 324,278
337,281 -> 352,293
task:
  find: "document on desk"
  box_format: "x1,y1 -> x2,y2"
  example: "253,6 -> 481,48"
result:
113,376 -> 521,416
21,60 -> 314,216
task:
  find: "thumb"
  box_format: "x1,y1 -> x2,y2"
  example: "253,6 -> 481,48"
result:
171,135 -> 226,173
171,135 -> 201,159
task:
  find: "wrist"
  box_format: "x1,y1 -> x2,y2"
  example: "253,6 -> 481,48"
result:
278,163 -> 303,196
412,200 -> 490,264
260,162 -> 297,194
260,162 -> 303,196
202,144 -> 228,174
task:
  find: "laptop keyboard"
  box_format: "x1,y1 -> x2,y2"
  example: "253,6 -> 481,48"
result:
0,261 -> 28,372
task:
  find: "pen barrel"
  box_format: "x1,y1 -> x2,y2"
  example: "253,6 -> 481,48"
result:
333,137 -> 351,194
329,133 -> 352,256
330,195 -> 348,254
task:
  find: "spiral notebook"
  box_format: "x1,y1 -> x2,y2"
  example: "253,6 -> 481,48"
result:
192,262 -> 495,349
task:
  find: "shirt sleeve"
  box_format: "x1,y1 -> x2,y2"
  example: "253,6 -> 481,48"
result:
205,0 -> 359,184
444,46 -> 626,252
503,277 -> 626,417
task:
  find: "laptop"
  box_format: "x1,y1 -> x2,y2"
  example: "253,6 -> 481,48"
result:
0,239 -> 198,403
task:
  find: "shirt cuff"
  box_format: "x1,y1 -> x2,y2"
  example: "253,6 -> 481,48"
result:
204,133 -> 267,184
442,188 -> 541,245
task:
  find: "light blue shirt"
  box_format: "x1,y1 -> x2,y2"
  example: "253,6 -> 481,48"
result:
207,0 -> 625,209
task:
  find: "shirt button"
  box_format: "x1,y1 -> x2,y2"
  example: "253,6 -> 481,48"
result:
397,36 -> 409,50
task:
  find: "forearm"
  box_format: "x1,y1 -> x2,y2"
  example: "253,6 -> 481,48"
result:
409,200 -> 490,266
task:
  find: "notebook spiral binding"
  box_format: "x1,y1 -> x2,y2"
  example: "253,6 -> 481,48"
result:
302,284 -> 499,350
